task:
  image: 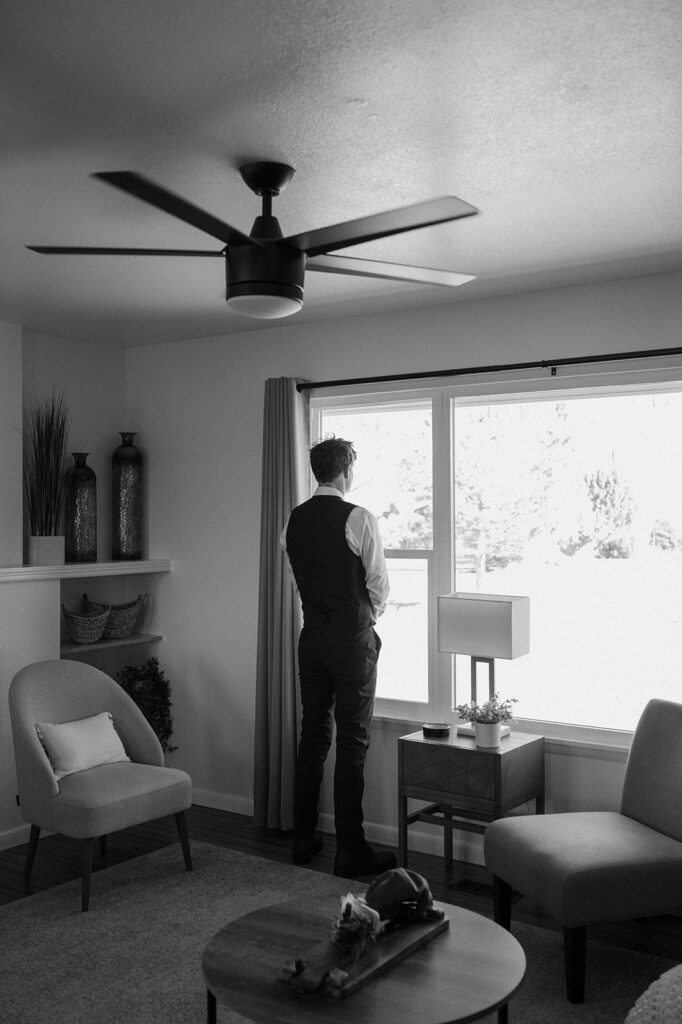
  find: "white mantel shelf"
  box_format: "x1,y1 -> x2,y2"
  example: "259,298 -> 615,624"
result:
0,559 -> 172,583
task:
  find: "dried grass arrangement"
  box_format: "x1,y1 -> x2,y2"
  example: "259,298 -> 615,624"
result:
23,391 -> 71,536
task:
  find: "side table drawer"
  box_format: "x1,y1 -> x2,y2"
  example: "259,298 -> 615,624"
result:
401,742 -> 497,805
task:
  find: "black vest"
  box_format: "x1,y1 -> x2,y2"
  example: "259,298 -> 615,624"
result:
286,496 -> 374,632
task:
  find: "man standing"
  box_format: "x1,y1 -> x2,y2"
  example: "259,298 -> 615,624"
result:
281,437 -> 397,878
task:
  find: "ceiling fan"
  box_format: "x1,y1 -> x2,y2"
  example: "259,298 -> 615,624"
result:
27,162 -> 478,319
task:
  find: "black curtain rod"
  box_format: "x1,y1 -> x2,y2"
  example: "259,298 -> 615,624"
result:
296,346 -> 682,393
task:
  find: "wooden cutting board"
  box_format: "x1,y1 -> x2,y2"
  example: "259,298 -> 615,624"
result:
283,911 -> 450,998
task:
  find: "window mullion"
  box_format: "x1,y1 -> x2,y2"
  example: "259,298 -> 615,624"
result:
431,390 -> 453,720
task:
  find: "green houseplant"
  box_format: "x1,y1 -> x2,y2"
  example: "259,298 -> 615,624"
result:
23,391 -> 70,565
456,694 -> 518,748
116,657 -> 177,755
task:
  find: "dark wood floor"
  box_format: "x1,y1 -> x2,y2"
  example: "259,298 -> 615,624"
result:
1,804 -> 680,964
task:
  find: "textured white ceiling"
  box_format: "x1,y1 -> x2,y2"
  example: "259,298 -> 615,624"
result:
1,0 -> 680,345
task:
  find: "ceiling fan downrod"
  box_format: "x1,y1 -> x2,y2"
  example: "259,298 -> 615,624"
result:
226,161 -> 304,316
239,161 -> 295,242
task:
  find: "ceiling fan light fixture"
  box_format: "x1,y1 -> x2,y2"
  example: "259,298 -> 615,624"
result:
226,290 -> 303,319
225,242 -> 306,318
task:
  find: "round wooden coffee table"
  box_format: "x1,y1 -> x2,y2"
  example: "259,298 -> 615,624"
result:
202,891 -> 525,1024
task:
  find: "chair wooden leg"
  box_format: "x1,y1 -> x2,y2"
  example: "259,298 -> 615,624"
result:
81,839 -> 93,912
24,824 -> 41,887
564,925 -> 586,1003
175,811 -> 193,871
493,875 -> 513,931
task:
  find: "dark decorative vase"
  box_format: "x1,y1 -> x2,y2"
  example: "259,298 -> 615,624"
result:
112,432 -> 144,560
65,453 -> 97,562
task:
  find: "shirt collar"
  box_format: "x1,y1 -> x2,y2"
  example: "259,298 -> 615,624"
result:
314,484 -> 345,499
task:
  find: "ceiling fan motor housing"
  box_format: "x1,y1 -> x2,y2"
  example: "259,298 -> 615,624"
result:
225,243 -> 306,306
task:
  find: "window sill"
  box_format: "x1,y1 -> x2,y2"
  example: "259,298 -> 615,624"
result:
372,714 -> 632,763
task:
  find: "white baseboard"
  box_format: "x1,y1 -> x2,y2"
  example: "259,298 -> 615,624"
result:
277,809 -> 485,866
191,787 -> 254,818
0,822 -> 32,852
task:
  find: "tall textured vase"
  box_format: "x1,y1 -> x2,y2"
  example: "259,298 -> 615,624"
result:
112,432 -> 144,560
65,452 -> 97,562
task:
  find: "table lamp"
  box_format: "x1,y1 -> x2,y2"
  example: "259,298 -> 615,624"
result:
437,592 -> 530,736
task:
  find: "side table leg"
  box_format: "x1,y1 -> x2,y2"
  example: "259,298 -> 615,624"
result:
207,989 -> 217,1024
497,1003 -> 508,1024
444,807 -> 453,871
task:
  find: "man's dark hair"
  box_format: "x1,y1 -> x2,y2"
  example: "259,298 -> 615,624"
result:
309,437 -> 356,483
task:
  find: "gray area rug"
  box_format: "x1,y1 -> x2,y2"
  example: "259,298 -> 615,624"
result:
0,841 -> 675,1023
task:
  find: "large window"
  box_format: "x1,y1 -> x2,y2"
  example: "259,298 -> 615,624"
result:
311,368 -> 682,736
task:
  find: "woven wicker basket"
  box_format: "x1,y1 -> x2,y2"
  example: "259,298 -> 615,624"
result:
82,593 -> 143,640
62,604 -> 110,644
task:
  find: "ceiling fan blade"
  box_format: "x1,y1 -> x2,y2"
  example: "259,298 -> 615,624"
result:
282,196 -> 477,257
307,254 -> 475,288
27,244 -> 223,256
93,172 -> 260,248
27,245 -> 225,256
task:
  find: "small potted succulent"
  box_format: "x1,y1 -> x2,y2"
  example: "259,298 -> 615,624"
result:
456,693 -> 518,748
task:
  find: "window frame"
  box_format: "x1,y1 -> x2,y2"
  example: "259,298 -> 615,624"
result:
309,354 -> 682,744
311,391 -> 449,720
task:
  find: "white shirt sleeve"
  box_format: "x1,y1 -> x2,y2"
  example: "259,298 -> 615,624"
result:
280,514 -> 299,593
345,506 -> 390,618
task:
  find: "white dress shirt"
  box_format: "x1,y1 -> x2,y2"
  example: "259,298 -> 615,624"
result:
280,485 -> 390,618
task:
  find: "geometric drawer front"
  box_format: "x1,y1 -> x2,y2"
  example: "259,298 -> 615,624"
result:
401,744 -> 495,801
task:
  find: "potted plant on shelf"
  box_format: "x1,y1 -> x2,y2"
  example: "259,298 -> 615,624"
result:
456,694 -> 518,748
23,391 -> 71,565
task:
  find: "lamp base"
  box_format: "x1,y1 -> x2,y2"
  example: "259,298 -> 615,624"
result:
457,722 -> 511,738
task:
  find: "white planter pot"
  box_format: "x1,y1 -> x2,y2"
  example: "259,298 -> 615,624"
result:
475,722 -> 502,748
28,536 -> 65,566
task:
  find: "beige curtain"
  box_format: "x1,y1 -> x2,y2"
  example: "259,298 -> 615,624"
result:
254,377 -> 310,830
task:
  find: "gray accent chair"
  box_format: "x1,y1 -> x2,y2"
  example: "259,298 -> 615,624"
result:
484,698 -> 682,1003
9,658 -> 193,910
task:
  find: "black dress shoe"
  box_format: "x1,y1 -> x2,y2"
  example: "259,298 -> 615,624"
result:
333,845 -> 398,878
292,833 -> 323,865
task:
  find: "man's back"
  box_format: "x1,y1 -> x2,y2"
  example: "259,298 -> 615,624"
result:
286,495 -> 373,632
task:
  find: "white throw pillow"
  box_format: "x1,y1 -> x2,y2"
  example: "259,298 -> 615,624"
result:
35,711 -> 130,780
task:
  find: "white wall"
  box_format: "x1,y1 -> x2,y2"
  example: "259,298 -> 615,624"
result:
0,321 -> 23,567
122,271 -> 682,850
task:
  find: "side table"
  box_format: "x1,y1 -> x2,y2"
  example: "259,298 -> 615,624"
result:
398,730 -> 545,868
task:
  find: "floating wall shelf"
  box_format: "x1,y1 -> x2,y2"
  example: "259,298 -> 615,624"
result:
61,632 -> 163,656
0,559 -> 172,584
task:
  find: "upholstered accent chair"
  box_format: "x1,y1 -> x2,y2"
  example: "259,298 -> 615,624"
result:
9,658 -> 193,910
484,698 -> 682,1003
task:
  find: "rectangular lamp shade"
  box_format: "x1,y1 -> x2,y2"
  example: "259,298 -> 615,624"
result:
437,593 -> 530,660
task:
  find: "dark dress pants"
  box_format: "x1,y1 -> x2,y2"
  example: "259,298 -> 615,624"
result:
294,624 -> 381,852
